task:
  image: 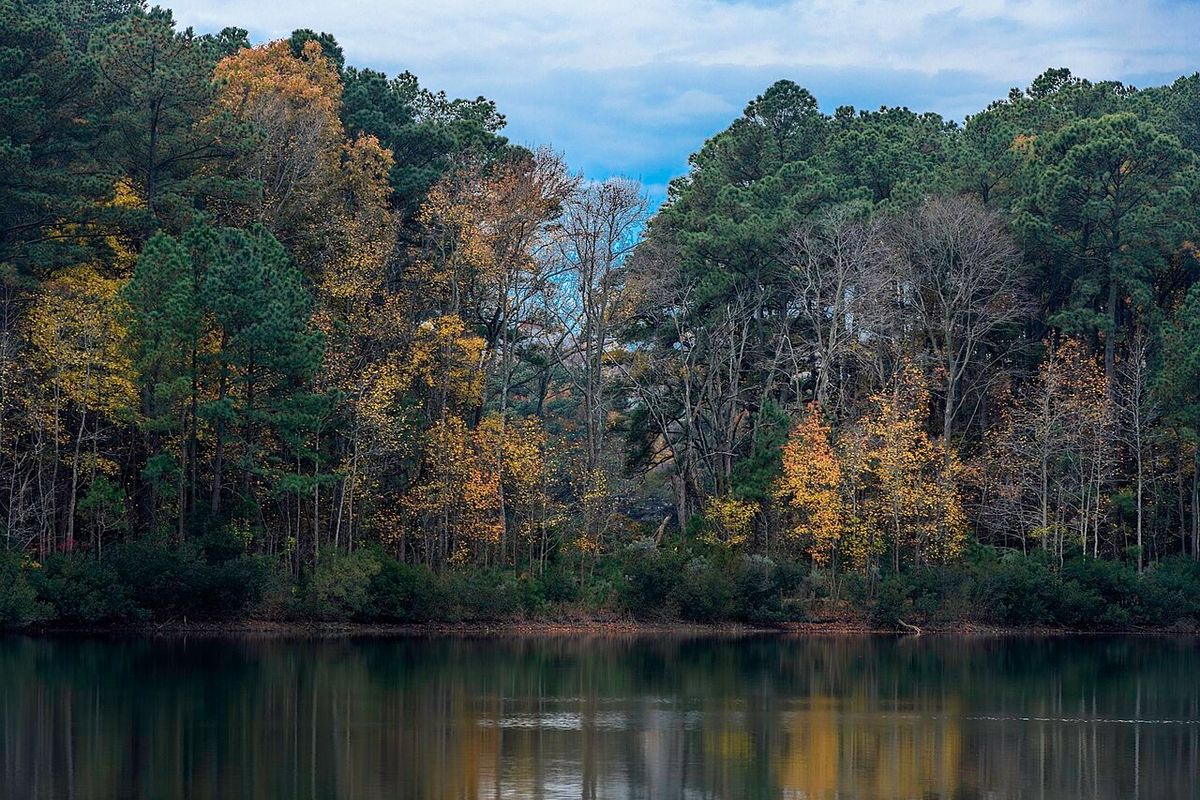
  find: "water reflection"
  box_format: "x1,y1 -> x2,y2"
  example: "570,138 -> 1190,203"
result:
0,634 -> 1197,799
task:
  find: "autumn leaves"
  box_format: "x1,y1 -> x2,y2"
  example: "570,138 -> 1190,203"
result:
774,369 -> 967,572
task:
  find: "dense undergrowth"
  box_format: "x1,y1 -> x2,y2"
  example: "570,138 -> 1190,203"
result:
3,538 -> 1197,631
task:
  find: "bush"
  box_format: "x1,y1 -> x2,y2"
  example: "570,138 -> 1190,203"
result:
111,540 -> 205,617
30,553 -> 140,625
443,569 -> 522,621
1061,557 -> 1140,627
969,548 -> 1061,626
868,567 -> 968,628
109,537 -> 269,620
200,553 -> 272,617
369,557 -> 554,623
540,564 -> 581,604
618,540 -> 686,619
1139,556 -> 1200,626
870,575 -> 913,627
911,567 -> 971,624
367,556 -> 441,622
731,555 -> 791,624
0,552 -> 48,628
613,543 -> 802,624
297,549 -> 383,620
671,557 -> 734,622
505,567 -> 577,617
11,530 -> 1195,629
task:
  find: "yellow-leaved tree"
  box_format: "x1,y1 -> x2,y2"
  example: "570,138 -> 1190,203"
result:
776,406 -> 844,566
214,38 -> 402,562
852,365 -> 967,570
26,266 -> 136,553
701,495 -> 758,549
214,38 -> 396,275
404,414 -> 499,566
476,414 -> 553,565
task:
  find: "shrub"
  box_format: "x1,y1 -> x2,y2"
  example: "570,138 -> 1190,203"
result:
618,539 -> 685,619
110,540 -> 206,617
1061,557 -> 1140,626
870,575 -> 913,627
671,557 -> 734,622
108,536 -> 269,621
539,564 -> 581,604
0,553 -> 48,628
906,566 -> 971,624
867,567 -> 969,628
200,553 -> 272,618
298,549 -> 383,620
969,548 -> 1061,626
444,569 -> 522,621
30,553 -> 140,625
731,555 -> 789,624
1139,556 -> 1200,626
367,556 -> 441,622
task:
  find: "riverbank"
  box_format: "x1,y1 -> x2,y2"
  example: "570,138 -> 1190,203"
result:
6,542 -> 1200,633
18,616 -> 1198,638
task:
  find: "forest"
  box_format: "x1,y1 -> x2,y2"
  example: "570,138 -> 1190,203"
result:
2,0 -> 1200,630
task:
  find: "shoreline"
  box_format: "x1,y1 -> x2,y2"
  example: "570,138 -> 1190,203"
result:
13,618 -> 1196,638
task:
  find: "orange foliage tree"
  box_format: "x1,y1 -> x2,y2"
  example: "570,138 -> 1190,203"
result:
775,371 -> 967,573
776,406 -> 844,565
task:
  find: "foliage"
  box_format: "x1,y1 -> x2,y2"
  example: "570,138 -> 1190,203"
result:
296,548 -> 383,620
1,0 -> 1199,632
109,537 -> 271,620
777,407 -> 843,564
700,495 -> 758,549
0,552 -> 48,627
29,553 -> 140,624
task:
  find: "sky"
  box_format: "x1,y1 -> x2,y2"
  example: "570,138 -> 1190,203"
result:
167,0 -> 1200,203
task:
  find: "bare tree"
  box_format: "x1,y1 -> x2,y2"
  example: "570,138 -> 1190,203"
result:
550,178 -> 647,471
784,205 -> 890,415
619,240 -> 760,533
980,339 -> 1116,561
1115,325 -> 1160,572
892,196 -> 1030,444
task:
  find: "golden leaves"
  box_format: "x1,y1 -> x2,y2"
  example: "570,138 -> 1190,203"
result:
214,40 -> 342,125
702,495 -> 758,549
405,413 -> 555,561
776,406 -> 844,565
25,265 -> 136,419
854,367 -> 967,564
214,38 -> 396,292
409,315 -> 487,412
774,369 -> 967,569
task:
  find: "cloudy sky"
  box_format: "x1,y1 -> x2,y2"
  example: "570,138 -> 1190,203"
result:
168,0 -> 1199,201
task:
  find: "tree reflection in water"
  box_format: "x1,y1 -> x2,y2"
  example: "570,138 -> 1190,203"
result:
0,634 -> 1197,799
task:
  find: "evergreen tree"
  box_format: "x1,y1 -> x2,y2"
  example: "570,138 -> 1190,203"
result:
0,0 -> 106,275
124,229 -> 203,534
200,225 -> 327,530
1022,113 -> 1196,381
89,6 -> 248,234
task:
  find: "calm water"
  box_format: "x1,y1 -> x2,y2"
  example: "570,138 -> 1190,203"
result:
1,634 -> 1198,799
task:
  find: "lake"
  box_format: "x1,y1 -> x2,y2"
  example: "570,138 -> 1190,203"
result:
0,633 -> 1197,799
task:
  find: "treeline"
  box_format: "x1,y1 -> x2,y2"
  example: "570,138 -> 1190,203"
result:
629,73 -> 1200,580
1,0 -> 1199,628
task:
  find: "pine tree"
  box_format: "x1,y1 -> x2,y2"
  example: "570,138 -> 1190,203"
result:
0,0 -> 108,275
90,7 -> 247,234
200,225 -> 327,549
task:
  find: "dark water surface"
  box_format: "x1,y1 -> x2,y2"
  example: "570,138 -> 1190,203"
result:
1,634 -> 1197,799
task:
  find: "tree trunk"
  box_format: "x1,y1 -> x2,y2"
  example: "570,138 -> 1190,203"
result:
1193,452 -> 1199,560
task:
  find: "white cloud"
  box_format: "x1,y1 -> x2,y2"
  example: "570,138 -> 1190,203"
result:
167,0 -> 1200,199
